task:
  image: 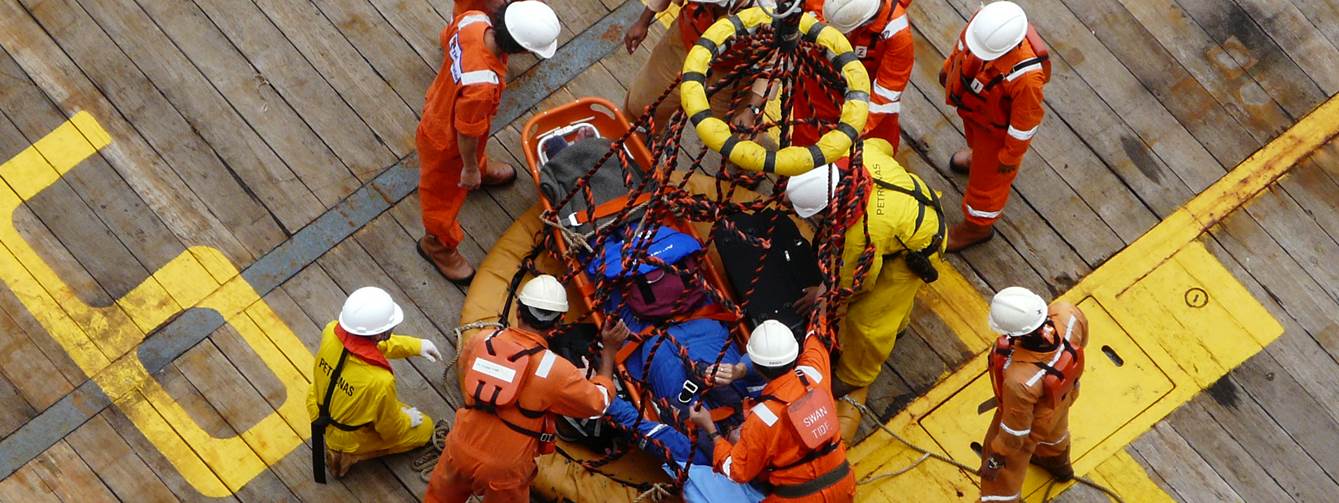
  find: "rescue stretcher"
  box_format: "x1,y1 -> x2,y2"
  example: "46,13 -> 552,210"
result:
457,97 -> 759,501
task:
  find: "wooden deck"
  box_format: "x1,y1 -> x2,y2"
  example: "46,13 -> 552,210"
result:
0,0 -> 1337,501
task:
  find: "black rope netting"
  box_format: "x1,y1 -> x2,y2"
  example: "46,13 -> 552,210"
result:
508,3 -> 881,491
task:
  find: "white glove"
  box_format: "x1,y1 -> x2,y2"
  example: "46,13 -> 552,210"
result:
420,339 -> 442,362
403,406 -> 424,428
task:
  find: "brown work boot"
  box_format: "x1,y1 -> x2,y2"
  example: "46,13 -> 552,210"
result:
481,160 -> 517,187
948,148 -> 972,175
1032,448 -> 1074,481
418,235 -> 475,284
836,387 -> 869,443
946,222 -> 995,252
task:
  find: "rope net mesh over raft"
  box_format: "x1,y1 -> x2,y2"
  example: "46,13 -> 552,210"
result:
508,6 -> 880,491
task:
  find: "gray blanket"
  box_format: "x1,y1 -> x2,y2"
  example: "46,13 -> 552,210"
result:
540,138 -> 650,233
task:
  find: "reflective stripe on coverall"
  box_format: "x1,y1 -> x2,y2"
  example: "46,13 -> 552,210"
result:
623,0 -> 747,129
305,321 -> 433,457
793,0 -> 913,149
834,138 -> 943,388
980,303 -> 1088,502
418,12 -> 508,249
940,22 -> 1047,226
424,327 -> 615,503
711,334 -> 855,502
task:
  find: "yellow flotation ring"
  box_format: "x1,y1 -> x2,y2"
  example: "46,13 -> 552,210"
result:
680,7 -> 870,175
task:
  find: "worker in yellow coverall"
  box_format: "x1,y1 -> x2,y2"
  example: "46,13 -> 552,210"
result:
790,138 -> 946,440
307,286 -> 444,481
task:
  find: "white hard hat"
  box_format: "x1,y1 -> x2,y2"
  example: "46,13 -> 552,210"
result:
518,274 -> 569,318
824,0 -> 880,34
505,1 -> 561,59
339,287 -> 405,336
965,1 -> 1028,61
747,320 -> 800,368
988,286 -> 1048,337
786,164 -> 841,219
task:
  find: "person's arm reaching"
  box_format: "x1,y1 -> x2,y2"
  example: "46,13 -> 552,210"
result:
547,321 -> 630,419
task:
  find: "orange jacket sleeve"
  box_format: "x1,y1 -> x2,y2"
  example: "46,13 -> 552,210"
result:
998,71 -> 1045,167
537,352 -> 614,419
795,330 -> 833,383
990,378 -> 1040,459
454,84 -> 502,138
712,404 -> 779,483
866,20 -> 913,134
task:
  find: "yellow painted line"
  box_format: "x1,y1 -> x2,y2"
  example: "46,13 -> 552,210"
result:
850,96 -> 1339,500
0,114 -> 312,497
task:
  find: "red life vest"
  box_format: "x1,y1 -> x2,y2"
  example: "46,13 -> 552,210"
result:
987,333 -> 1084,410
785,374 -> 840,449
462,330 -> 558,453
944,24 -> 1052,128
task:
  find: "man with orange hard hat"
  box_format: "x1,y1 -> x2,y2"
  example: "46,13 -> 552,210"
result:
940,1 -> 1050,251
793,0 -> 914,149
689,320 -> 854,502
424,275 -> 630,502
979,287 -> 1088,502
417,1 -> 561,283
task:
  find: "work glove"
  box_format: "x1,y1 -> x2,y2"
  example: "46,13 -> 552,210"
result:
403,406 -> 424,428
420,339 -> 442,362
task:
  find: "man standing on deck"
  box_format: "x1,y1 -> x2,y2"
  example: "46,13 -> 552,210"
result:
417,1 -> 561,283
793,0 -> 914,149
978,287 -> 1088,502
424,275 -> 630,502
939,1 -> 1050,251
789,138 -> 946,442
308,287 -> 444,481
689,320 -> 855,502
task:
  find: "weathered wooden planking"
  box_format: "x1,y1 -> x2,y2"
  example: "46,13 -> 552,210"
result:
20,440 -> 119,502
311,0 -> 438,116
365,0 -> 452,69
1130,423 -> 1242,503
190,0 -> 396,181
103,386 -> 242,502
0,460 -> 58,503
1230,0 -> 1339,95
0,2 -> 251,267
1229,351 -> 1339,486
1173,0 -> 1328,123
885,329 -> 951,395
386,192 -> 491,273
74,0 -> 327,233
1115,0 -> 1294,144
0,49 -> 185,277
0,289 -> 79,408
130,0 -> 363,206
63,413 -> 180,502
252,0 -> 419,157
167,347 -> 298,501
21,0 -> 286,257
0,374 -> 34,439
1287,0 -> 1339,54
1285,145 -> 1339,241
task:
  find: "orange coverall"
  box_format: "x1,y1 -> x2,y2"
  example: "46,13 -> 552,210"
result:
940,23 -> 1048,226
980,302 -> 1088,502
424,327 -> 614,502
711,333 -> 855,502
418,12 -> 508,250
794,0 -> 913,149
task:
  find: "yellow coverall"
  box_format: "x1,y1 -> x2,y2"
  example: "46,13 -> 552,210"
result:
835,138 -> 944,388
306,321 -> 434,472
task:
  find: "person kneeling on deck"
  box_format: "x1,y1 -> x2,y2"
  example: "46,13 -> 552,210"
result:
789,138 -> 945,441
978,287 -> 1088,502
424,275 -> 630,502
689,320 -> 855,502
308,287 -> 443,482
417,1 -> 561,283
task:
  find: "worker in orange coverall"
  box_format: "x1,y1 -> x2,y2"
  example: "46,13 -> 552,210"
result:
417,1 -> 560,282
940,1 -> 1050,251
793,0 -> 913,149
423,275 -> 630,502
979,287 -> 1088,502
689,320 -> 854,502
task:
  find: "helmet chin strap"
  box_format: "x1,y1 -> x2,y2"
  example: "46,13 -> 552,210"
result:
1012,321 -> 1059,352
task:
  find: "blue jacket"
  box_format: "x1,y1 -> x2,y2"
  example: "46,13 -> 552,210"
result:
623,317 -> 765,411
607,398 -> 764,503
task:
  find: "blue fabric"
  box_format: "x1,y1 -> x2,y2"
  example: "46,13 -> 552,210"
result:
623,318 -> 764,410
588,226 -> 702,278
606,399 -> 764,503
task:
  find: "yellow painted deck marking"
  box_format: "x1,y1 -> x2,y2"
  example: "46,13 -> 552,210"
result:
848,96 -> 1339,500
0,112 -> 312,497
